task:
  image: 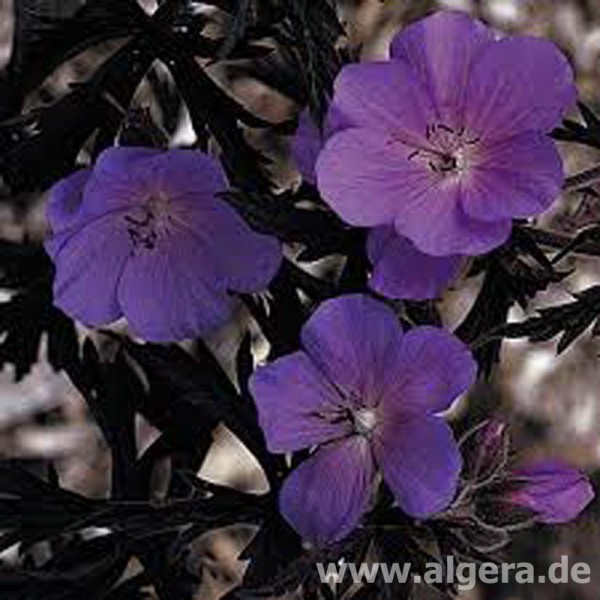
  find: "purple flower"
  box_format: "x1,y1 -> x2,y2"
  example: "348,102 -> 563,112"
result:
316,10 -> 576,256
505,459 -> 594,524
249,294 -> 477,545
45,147 -> 281,341
292,112 -> 462,299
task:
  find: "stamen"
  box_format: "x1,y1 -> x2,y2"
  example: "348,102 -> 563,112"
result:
437,124 -> 454,134
125,193 -> 175,253
124,213 -> 153,228
390,122 -> 480,176
127,226 -> 158,250
412,122 -> 480,177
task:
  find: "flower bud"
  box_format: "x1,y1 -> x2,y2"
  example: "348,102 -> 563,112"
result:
505,459 -> 594,524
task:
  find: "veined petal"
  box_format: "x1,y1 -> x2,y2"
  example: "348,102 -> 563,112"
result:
146,148 -> 226,201
391,10 -> 496,127
48,212 -> 130,326
117,227 -> 235,341
300,295 -> 403,404
461,131 -> 564,222
380,326 -> 477,416
392,181 -> 513,256
316,127 -> 435,228
249,352 -> 352,453
82,146 -> 163,216
367,227 -> 463,299
179,198 -> 281,294
374,416 -> 461,518
464,36 -> 576,141
329,60 -> 436,139
280,437 -> 376,546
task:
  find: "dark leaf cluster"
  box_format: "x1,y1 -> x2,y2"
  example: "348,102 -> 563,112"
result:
456,226 -> 569,375
499,285 -> 600,354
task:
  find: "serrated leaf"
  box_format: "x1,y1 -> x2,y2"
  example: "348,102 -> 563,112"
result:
0,0 -> 147,118
497,285 -> 600,354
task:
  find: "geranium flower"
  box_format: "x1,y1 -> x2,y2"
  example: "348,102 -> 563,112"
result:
316,10 -> 576,256
292,111 -> 462,299
45,147 -> 281,341
250,294 -> 476,545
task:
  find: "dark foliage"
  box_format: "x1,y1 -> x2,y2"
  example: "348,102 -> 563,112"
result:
0,242 -> 79,379
553,101 -> 600,152
456,226 -> 568,375
0,0 -> 147,118
499,285 -> 600,353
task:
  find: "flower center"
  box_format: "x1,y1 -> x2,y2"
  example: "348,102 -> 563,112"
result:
353,408 -> 378,437
407,123 -> 480,178
125,192 -> 175,252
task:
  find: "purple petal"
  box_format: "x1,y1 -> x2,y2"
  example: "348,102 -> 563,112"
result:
328,60 -> 436,138
507,459 -> 594,524
280,437 -> 375,546
117,226 -> 235,341
48,212 -> 130,326
144,148 -> 226,201
461,131 -> 564,222
143,150 -> 280,293
249,352 -> 352,453
82,147 -> 163,216
391,10 -> 495,127
367,226 -> 463,299
380,326 -> 477,415
181,197 -> 281,294
47,169 -> 91,233
316,126 -> 432,228
464,36 -> 576,140
300,295 -> 403,404
374,415 -> 462,517
325,102 -> 354,136
291,111 -> 323,184
392,184 -> 513,256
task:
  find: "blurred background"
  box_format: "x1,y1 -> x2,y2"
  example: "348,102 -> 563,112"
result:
2,0 -> 600,598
